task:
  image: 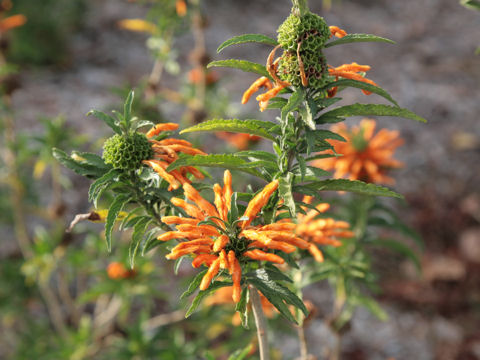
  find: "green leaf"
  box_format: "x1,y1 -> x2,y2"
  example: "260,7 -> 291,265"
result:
129,217 -> 151,268
299,98 -> 316,130
181,270 -> 208,300
235,150 -> 278,162
296,179 -> 403,198
124,90 -> 134,123
181,118 -> 276,141
369,238 -> 421,273
228,344 -> 254,360
105,194 -> 131,252
250,267 -> 293,284
278,172 -> 296,215
207,60 -> 270,78
281,87 -> 304,121
52,148 -> 108,178
235,287 -> 249,329
71,151 -> 110,170
88,169 -> 119,208
87,110 -> 122,134
461,0 -> 480,10
321,79 -> 399,106
217,34 -> 278,53
325,33 -> 395,48
228,192 -> 239,224
167,154 -> 265,178
310,129 -> 347,142
141,228 -> 163,255
185,281 -> 232,317
350,295 -> 388,321
317,103 -> 427,123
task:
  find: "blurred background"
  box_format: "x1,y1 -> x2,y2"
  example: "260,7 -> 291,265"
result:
1,0 -> 479,359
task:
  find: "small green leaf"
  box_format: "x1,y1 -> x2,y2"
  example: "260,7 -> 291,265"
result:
124,90 -> 134,123
53,148 -> 109,178
87,110 -> 122,134
185,281 -> 232,317
181,119 -> 276,141
129,217 -> 151,268
235,287 -> 249,329
317,103 -> 427,123
278,172 -> 296,215
461,0 -> 480,10
207,60 -> 270,78
217,34 -> 278,53
88,169 -> 119,208
228,192 -> 239,224
320,79 -> 399,106
167,154 -> 265,178
281,87 -> 304,121
105,194 -> 131,252
181,270 -> 208,300
325,33 -> 395,48
228,344 -> 254,360
350,295 -> 388,321
296,179 -> 403,198
299,98 -> 315,130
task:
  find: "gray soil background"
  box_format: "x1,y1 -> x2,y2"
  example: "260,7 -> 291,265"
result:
10,0 -> 480,359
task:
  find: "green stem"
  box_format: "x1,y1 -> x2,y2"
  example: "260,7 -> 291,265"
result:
250,286 -> 270,360
292,0 -> 309,16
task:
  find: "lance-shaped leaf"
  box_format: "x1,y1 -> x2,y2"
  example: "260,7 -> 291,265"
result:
181,119 -> 276,141
296,179 -> 403,198
185,281 -> 233,317
88,168 -> 119,208
217,34 -> 278,53
87,110 -> 122,134
52,148 -> 109,178
235,287 -> 249,329
278,172 -> 296,215
281,87 -> 304,121
129,217 -> 152,268
325,33 -> 395,48
368,238 -> 421,273
207,59 -> 270,78
105,194 -> 131,252
316,103 -> 427,123
320,79 -> 399,106
167,154 -> 265,178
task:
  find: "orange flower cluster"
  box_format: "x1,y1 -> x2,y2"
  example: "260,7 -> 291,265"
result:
296,196 -> 354,261
216,132 -> 261,150
107,262 -> 135,280
242,45 -> 291,112
157,171 -> 315,303
143,123 -> 206,190
313,119 -> 404,184
327,62 -> 379,97
0,13 -> 26,33
329,25 -> 347,39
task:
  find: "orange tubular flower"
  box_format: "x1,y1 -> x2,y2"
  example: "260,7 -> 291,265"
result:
107,262 -> 135,280
328,62 -> 378,95
0,14 -> 26,33
176,0 -> 187,17
313,119 -> 404,184
242,45 -> 290,112
216,132 -> 261,151
157,171 -> 309,303
295,196 -> 354,261
142,123 -> 206,190
329,25 -> 347,38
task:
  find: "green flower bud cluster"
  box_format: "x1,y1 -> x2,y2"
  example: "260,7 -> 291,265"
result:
276,12 -> 330,89
103,133 -> 153,171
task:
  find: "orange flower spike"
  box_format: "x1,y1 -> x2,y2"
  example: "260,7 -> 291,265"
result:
241,179 -> 279,228
223,170 -> 233,212
244,249 -> 285,264
213,234 -> 230,252
241,229 -> 273,246
157,231 -> 203,241
170,198 -> 205,220
146,123 -> 179,138
228,251 -> 242,303
183,183 -> 219,218
157,138 -> 194,147
219,249 -> 229,269
167,245 -> 213,260
329,25 -> 347,38
248,240 -> 296,254
266,45 -> 290,87
142,160 -> 181,189
213,183 -> 227,221
165,144 -> 207,156
0,14 -> 27,32
327,69 -> 378,94
176,224 -> 219,236
260,222 -> 296,231
176,0 -> 187,17
192,254 -> 218,268
242,77 -> 273,104
334,62 -> 371,73
172,238 -> 214,251
185,166 -> 205,180
255,84 -> 288,110
308,244 -> 325,262
161,216 -> 199,226
199,258 -> 222,290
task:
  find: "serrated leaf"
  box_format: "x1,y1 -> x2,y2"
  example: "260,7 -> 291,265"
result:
105,194 -> 131,252
228,344 -> 254,360
299,98 -> 315,129
181,270 -> 208,300
235,150 -> 278,162
185,281 -> 232,317
321,79 -> 399,106
248,267 -> 293,284
235,287 -> 249,329
266,97 -> 288,110
296,179 -> 403,198
141,228 -> 163,255
281,87 -> 304,121
167,154 -> 265,178
124,90 -> 134,123
317,103 -> 426,123
133,120 -> 155,130
369,238 -> 421,273
207,60 -> 270,78
310,129 -> 347,142
278,172 -> 295,215
87,110 -> 122,134
325,33 -> 395,48
71,151 -> 110,170
181,119 -> 276,141
217,34 -> 278,53
88,169 -> 119,208
228,192 -> 239,224
129,217 -> 151,268
52,148 -> 108,178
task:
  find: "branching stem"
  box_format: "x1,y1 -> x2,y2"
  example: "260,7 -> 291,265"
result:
250,286 -> 270,360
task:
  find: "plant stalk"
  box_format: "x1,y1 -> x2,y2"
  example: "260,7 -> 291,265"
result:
250,286 -> 270,360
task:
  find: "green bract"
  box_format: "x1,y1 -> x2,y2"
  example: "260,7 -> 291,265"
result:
277,13 -> 330,52
102,133 -> 153,171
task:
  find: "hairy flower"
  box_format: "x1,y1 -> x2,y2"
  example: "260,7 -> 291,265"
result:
157,171 -> 312,303
313,119 -> 404,184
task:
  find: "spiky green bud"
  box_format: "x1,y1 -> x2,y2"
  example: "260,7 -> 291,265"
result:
277,13 -> 330,53
277,51 -> 328,89
103,133 -> 153,171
